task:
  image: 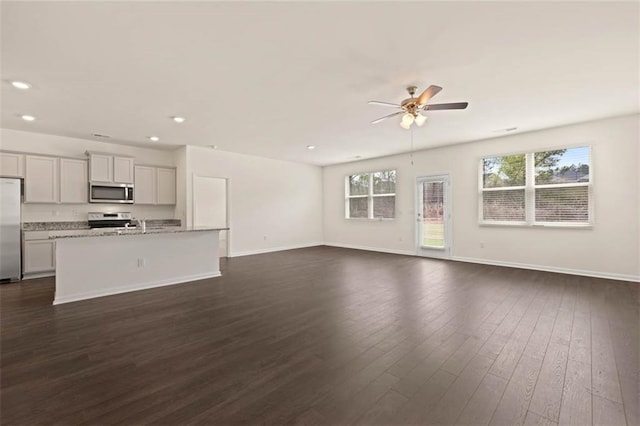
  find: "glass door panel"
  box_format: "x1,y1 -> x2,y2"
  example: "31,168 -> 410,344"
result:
417,174 -> 451,258
422,181 -> 445,248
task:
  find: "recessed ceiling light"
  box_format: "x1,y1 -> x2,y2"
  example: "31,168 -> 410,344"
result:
210,145 -> 218,149
148,136 -> 160,142
172,116 -> 186,123
21,115 -> 35,121
11,81 -> 31,90
307,145 -> 316,150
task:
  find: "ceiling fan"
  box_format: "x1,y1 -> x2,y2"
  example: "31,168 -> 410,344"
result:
369,85 -> 468,129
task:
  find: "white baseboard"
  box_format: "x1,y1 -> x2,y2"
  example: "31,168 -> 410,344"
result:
323,242 -> 415,257
53,271 -> 221,305
228,242 -> 324,258
452,256 -> 639,283
21,271 -> 55,280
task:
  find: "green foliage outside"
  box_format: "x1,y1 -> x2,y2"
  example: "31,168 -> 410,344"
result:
349,170 -> 396,196
483,154 -> 526,187
422,221 -> 444,247
484,149 -> 590,187
483,148 -> 590,222
349,173 -> 369,195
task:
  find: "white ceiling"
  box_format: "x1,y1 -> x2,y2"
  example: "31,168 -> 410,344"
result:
1,1 -> 638,166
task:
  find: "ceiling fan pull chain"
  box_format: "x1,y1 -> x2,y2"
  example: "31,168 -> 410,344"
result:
410,126 -> 414,166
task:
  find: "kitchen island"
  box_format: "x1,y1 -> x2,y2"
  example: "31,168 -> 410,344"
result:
51,227 -> 228,305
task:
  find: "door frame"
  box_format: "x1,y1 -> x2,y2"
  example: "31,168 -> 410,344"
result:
416,173 -> 452,259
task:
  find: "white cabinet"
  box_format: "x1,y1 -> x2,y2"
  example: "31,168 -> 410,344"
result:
134,166 -> 176,205
134,165 -> 157,205
25,155 -> 58,203
89,153 -> 134,183
0,153 -> 24,177
157,168 -> 176,205
89,153 -> 113,182
114,157 -> 135,183
22,231 -> 56,275
25,156 -> 89,204
60,158 -> 88,203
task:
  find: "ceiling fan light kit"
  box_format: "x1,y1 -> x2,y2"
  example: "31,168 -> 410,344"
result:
369,85 -> 468,129
400,113 -> 414,129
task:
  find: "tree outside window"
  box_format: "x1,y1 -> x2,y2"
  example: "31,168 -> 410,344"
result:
346,170 -> 396,219
481,147 -> 591,226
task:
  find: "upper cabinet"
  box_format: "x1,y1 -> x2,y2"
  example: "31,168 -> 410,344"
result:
16,151 -> 176,206
113,156 -> 135,183
25,155 -> 59,203
89,153 -> 113,182
88,153 -> 134,183
157,168 -> 176,205
59,158 -> 88,203
24,155 -> 88,204
134,165 -> 176,205
0,153 -> 24,178
134,165 -> 157,205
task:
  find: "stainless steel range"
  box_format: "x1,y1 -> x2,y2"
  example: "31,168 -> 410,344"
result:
88,212 -> 134,229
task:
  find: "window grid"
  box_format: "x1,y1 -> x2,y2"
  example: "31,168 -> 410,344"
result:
480,147 -> 592,227
345,170 -> 396,219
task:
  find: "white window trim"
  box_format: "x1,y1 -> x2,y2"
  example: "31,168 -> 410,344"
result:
345,170 -> 396,220
479,147 -> 593,227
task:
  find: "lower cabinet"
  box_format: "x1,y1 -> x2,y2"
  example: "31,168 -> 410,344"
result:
23,233 -> 56,276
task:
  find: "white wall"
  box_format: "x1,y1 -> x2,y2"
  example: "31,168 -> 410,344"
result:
323,114 -> 640,281
1,128 -> 177,221
174,146 -> 187,223
185,146 -> 323,256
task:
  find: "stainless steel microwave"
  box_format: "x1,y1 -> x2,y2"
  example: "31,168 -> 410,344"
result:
89,183 -> 134,203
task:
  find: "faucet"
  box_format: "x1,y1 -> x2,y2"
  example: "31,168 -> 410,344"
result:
133,218 -> 146,232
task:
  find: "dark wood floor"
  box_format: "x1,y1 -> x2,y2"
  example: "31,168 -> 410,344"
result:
1,246 -> 638,425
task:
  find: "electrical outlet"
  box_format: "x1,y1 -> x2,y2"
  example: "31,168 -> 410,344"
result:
480,242 -> 485,249
263,236 -> 267,241
137,258 -> 145,267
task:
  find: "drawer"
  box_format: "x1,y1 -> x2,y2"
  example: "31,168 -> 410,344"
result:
23,231 -> 51,241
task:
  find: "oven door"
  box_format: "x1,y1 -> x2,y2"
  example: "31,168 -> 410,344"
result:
89,184 -> 134,203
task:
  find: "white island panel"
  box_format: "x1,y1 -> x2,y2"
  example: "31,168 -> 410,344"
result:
54,230 -> 221,304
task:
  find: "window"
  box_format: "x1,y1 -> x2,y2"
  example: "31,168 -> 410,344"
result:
346,170 -> 396,219
480,147 -> 591,226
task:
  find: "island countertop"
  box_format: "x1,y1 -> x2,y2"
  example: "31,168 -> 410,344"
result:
48,226 -> 229,239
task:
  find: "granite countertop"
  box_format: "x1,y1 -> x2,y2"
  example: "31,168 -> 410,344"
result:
23,219 -> 181,231
49,226 -> 229,239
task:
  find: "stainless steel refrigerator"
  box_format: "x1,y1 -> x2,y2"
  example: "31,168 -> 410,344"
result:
0,178 -> 21,281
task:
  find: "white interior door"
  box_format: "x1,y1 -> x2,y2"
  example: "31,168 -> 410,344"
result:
193,175 -> 228,257
417,174 -> 452,259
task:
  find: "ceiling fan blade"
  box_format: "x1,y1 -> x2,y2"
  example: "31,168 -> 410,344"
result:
416,85 -> 443,105
425,102 -> 469,111
371,111 -> 404,124
368,101 -> 402,108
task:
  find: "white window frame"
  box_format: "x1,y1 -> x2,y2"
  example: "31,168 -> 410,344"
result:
479,146 -> 592,228
345,170 -> 396,220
